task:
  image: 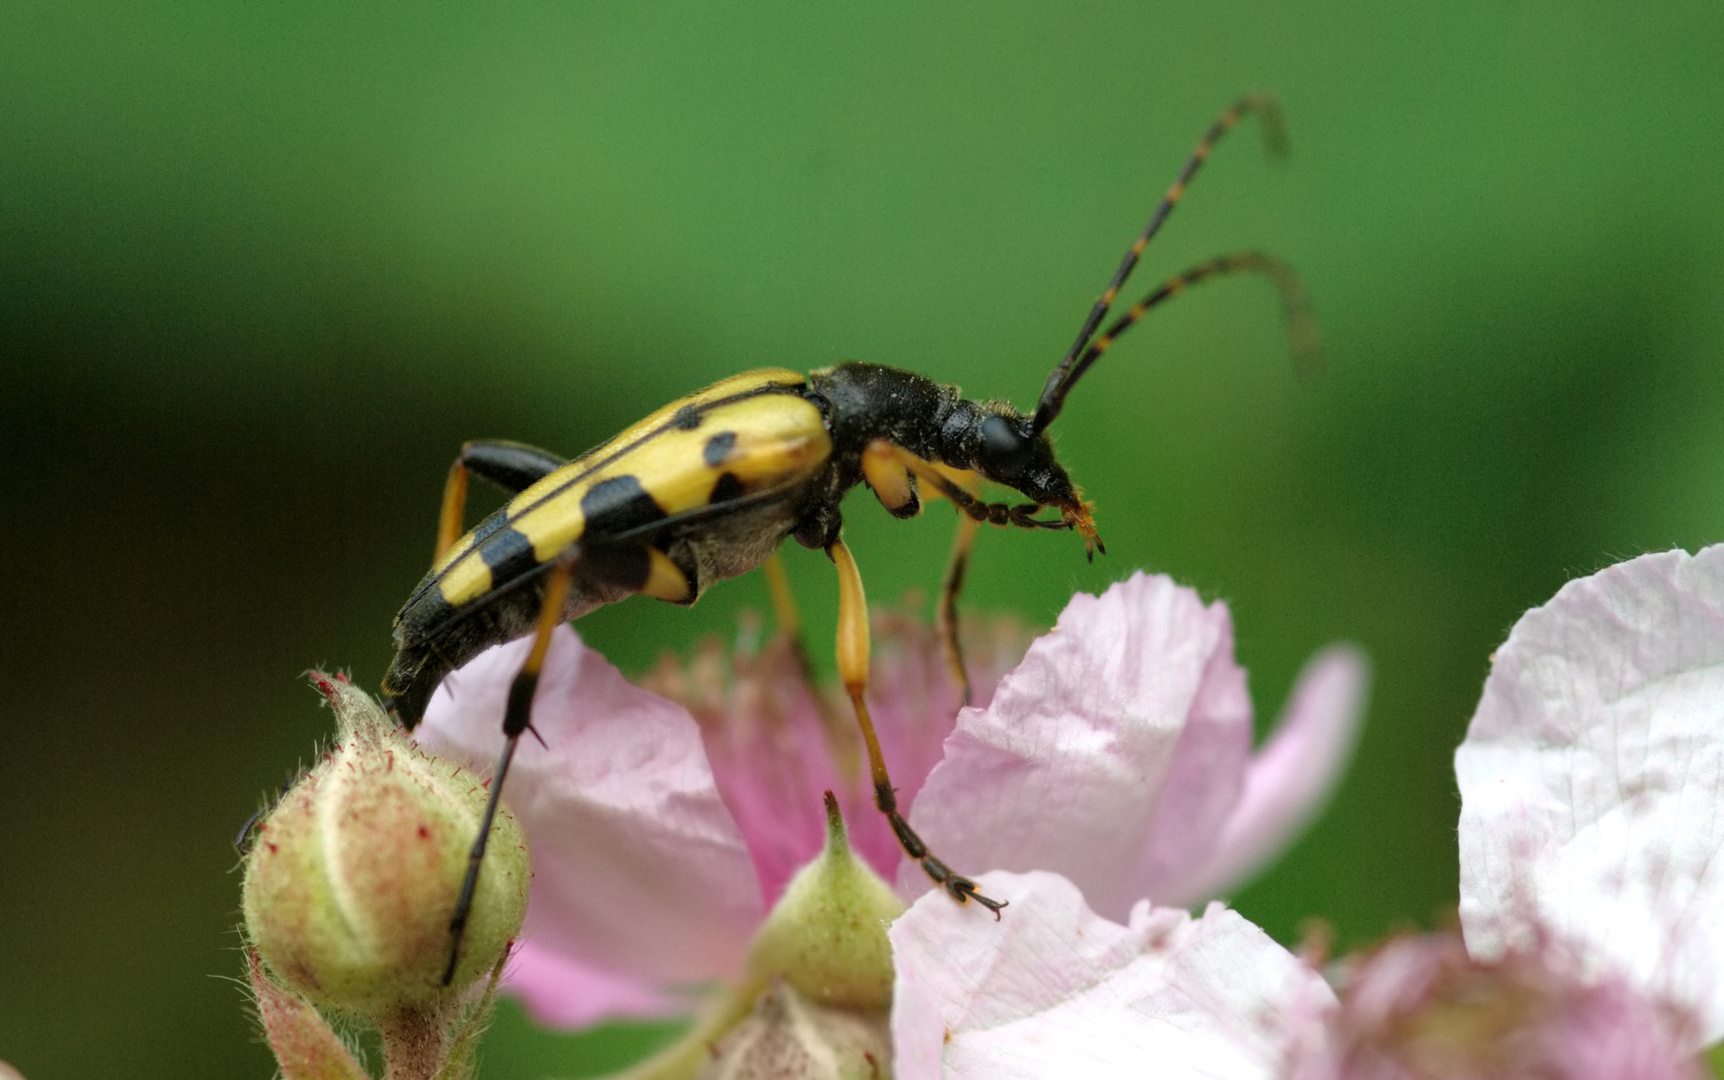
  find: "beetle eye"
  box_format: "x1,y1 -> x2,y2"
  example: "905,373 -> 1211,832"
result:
978,415 -> 1034,480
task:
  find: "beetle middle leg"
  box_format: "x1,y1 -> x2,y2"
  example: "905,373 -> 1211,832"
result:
827,536 -> 1005,917
936,512 -> 982,705
761,550 -> 825,690
443,545 -> 577,984
859,441 -> 990,702
441,536 -> 694,984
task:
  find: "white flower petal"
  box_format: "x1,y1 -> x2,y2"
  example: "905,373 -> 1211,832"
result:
891,870 -> 1335,1080
1456,544 -> 1724,1043
907,573 -> 1252,919
1174,645 -> 1370,905
417,627 -> 765,987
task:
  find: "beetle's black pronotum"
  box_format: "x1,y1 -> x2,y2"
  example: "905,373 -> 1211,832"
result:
379,94 -> 1317,983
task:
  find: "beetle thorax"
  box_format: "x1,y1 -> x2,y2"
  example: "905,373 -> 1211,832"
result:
807,361 -> 1077,511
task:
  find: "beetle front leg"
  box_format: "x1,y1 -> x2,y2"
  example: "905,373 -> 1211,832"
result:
917,462 -> 986,707
859,439 -> 923,518
827,536 -> 1005,918
937,512 -> 982,706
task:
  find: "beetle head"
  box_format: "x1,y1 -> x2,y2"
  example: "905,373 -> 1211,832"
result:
973,411 -> 1102,558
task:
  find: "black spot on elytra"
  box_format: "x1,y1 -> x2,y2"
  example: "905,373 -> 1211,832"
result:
581,475 -> 669,537
467,507 -> 511,547
672,405 -> 702,430
703,431 -> 737,468
475,524 -> 539,584
710,472 -> 745,503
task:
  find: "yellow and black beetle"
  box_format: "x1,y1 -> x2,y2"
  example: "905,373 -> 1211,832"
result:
381,95 -> 1315,981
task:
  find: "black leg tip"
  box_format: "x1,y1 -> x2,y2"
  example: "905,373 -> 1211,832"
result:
440,945 -> 460,986
948,876 -> 1009,920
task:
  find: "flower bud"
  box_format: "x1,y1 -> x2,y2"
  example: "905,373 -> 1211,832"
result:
242,674 -> 529,1018
746,792 -> 904,1011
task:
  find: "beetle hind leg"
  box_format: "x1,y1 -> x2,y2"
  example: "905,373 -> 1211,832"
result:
436,440 -> 571,562
763,550 -> 822,685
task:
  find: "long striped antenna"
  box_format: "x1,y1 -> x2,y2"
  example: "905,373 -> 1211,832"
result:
1042,252 -> 1320,429
1029,94 -> 1293,436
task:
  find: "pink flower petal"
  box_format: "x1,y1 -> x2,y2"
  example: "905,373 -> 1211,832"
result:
1455,545 -> 1724,1044
416,627 -> 764,993
674,609 -> 1029,905
890,870 -> 1335,1080
1284,932 -> 1702,1080
687,636 -> 859,906
1174,645 -> 1370,905
503,940 -> 694,1027
906,572 -> 1253,919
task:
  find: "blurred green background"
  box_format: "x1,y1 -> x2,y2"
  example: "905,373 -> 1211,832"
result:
3,1 -> 1721,1076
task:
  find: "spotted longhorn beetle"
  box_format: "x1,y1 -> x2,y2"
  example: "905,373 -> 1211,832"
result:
381,95 -> 1317,983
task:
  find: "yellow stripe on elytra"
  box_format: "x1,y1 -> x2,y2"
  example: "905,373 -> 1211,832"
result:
436,539 -> 495,607
436,389 -> 831,604
509,394 -> 830,563
433,370 -> 810,607
529,367 -> 809,505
